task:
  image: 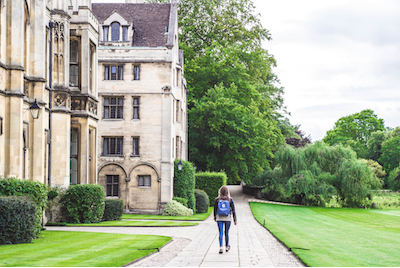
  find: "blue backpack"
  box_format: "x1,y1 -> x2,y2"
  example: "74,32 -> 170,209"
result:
217,197 -> 231,216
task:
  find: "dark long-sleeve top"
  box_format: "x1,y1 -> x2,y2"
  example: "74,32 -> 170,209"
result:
214,197 -> 237,222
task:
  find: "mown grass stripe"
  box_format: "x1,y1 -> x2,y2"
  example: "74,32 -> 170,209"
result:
250,202 -> 400,267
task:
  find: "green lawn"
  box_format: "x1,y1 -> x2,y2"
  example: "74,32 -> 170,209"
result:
0,231 -> 171,267
67,220 -> 198,227
122,207 -> 213,221
250,202 -> 400,267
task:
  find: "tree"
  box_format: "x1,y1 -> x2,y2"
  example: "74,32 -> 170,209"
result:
285,125 -> 311,148
189,83 -> 283,184
149,0 -> 288,182
367,130 -> 386,161
323,109 -> 385,146
379,136 -> 400,173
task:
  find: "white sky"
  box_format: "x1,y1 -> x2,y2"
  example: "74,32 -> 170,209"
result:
253,0 -> 400,140
92,0 -> 400,141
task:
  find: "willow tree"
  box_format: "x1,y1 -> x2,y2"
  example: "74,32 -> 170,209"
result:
258,142 -> 381,207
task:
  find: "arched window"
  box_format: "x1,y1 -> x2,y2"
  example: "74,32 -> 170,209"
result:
111,22 -> 120,41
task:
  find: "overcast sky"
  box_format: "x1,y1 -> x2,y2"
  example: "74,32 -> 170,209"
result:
92,0 -> 400,141
252,0 -> 400,140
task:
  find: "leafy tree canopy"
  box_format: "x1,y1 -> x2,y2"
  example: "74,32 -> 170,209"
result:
379,136 -> 400,173
189,83 -> 283,184
323,109 -> 385,146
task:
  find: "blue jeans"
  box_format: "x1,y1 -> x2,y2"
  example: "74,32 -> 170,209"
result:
217,221 -> 231,247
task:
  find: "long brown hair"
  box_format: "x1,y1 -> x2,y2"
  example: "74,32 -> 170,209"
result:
218,186 -> 231,200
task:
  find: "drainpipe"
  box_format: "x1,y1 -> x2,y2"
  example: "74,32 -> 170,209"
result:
48,21 -> 56,187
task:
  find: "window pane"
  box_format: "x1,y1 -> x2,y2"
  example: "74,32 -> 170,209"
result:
104,106 -> 109,119
110,97 -> 116,105
105,66 -> 110,80
110,106 -> 116,118
71,129 -> 78,155
117,106 -> 123,119
107,175 -> 112,184
123,26 -> 128,41
104,98 -> 109,105
134,66 -> 139,80
106,185 -> 112,196
145,176 -> 151,186
111,22 -> 120,41
69,65 -> 78,86
103,138 -> 109,155
133,107 -> 139,119
70,158 -> 78,185
70,40 -> 79,62
113,185 -> 118,196
118,66 -> 123,80
118,98 -> 123,105
103,26 -> 109,41
117,138 -> 122,154
133,98 -> 139,105
110,138 -> 116,154
113,176 -> 119,183
138,177 -> 143,186
133,138 -> 139,155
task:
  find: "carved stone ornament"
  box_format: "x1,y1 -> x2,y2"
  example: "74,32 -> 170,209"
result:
88,101 -> 98,115
54,93 -> 67,107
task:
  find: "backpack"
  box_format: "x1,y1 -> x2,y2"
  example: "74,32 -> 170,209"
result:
217,197 -> 231,216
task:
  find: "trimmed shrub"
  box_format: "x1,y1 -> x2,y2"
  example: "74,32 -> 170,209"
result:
173,197 -> 188,207
0,196 -> 37,244
60,184 -> 105,223
173,160 -> 196,213
103,199 -> 124,221
45,186 -> 67,223
0,177 -> 48,236
194,189 -> 209,213
162,200 -> 193,216
195,172 -> 228,202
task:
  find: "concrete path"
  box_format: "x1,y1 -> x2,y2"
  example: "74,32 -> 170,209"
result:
46,185 -> 304,267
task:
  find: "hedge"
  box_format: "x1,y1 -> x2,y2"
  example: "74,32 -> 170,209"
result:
0,177 -> 48,236
162,200 -> 193,216
60,184 -> 105,223
194,189 -> 209,213
173,160 -> 196,213
103,199 -> 124,221
172,197 -> 188,207
195,172 -> 228,204
0,196 -> 37,244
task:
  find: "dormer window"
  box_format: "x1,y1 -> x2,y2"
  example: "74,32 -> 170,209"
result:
111,22 -> 120,41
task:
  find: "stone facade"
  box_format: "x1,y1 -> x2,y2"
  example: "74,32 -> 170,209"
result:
0,0 -> 99,187
0,0 -> 186,214
93,1 -> 187,214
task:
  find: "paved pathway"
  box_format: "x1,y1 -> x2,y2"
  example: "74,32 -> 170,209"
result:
46,185 -> 304,267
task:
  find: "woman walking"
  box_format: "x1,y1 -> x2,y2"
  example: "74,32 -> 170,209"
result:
214,185 -> 237,254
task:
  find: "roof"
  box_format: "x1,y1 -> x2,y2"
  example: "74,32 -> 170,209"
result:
92,3 -> 171,47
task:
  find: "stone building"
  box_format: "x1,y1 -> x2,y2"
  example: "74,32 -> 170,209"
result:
0,0 -> 186,214
0,0 -> 99,187
93,0 -> 187,214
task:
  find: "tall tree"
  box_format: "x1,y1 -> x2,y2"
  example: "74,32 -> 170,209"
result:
323,109 -> 385,146
148,0 -> 288,183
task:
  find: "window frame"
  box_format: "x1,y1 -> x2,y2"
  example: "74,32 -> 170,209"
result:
0,117 -> 3,135
70,128 -> 79,185
69,37 -> 81,88
133,65 -> 140,80
103,96 -> 124,119
132,137 -> 139,156
111,22 -> 120,41
138,175 -> 151,187
104,65 -> 123,81
102,137 -> 123,156
122,26 -> 129,41
133,97 -> 140,119
106,175 -> 119,197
